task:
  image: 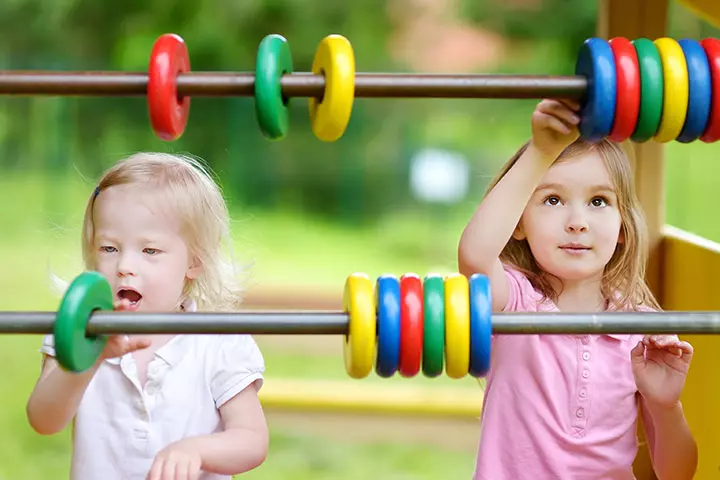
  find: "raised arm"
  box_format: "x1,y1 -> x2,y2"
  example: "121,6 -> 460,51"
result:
457,99 -> 580,311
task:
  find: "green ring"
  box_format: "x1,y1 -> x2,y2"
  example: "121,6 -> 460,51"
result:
54,271 -> 112,373
422,275 -> 445,377
254,34 -> 294,140
632,38 -> 664,142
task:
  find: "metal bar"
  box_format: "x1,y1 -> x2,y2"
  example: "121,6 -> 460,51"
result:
0,310 -> 719,335
0,71 -> 588,99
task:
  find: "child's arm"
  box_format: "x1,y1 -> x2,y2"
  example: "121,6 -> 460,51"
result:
641,399 -> 697,480
632,335 -> 698,479
26,327 -> 150,435
26,355 -> 102,435
457,99 -> 580,311
147,384 -> 268,479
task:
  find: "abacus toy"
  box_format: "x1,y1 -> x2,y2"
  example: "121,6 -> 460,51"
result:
1,33 -> 719,144
2,270 -> 716,378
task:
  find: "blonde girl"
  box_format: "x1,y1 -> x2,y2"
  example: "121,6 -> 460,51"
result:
27,153 -> 268,480
458,99 -> 697,479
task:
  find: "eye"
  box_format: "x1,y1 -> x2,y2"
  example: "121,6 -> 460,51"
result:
99,246 -> 117,253
143,248 -> 160,255
591,196 -> 608,207
543,195 -> 561,206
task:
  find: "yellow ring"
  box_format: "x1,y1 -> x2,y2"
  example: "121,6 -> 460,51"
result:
653,38 -> 689,143
444,273 -> 470,379
309,34 -> 355,142
343,273 -> 375,379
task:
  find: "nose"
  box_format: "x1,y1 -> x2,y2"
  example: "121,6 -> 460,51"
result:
116,253 -> 137,277
565,206 -> 589,233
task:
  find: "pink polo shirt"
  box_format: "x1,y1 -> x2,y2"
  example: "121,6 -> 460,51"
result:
473,266 -> 647,480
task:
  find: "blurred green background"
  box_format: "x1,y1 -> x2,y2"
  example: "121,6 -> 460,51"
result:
2,0 -> 720,478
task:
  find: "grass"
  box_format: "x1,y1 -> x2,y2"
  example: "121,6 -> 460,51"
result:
2,138 -> 720,479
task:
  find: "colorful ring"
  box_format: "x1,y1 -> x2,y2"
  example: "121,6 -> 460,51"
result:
631,38 -> 664,142
575,38 -> 616,141
422,275 -> 445,378
653,38 -> 689,143
469,274 -> 492,378
254,34 -> 294,140
444,273 -> 470,379
399,274 -> 423,378
54,271 -> 113,373
375,275 -> 400,378
308,34 -> 355,142
343,273 -> 376,379
677,39 -> 712,143
147,33 -> 191,141
700,38 -> 720,143
608,37 -> 641,142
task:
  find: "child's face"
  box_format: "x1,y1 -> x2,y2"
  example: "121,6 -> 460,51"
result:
514,151 -> 623,284
91,184 -> 201,312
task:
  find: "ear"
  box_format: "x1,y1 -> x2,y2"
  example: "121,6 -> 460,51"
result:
512,223 -> 526,241
186,257 -> 203,280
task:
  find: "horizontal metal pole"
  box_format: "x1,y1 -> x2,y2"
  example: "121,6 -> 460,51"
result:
0,71 -> 588,99
0,311 -> 719,335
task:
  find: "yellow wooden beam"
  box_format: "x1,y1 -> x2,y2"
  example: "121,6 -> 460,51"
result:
662,226 -> 720,480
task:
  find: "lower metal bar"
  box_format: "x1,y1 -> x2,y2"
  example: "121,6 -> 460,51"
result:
0,311 -> 719,335
0,71 -> 587,99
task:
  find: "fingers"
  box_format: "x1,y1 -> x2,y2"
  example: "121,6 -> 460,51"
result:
534,99 -> 580,134
642,335 -> 693,357
630,341 -> 645,364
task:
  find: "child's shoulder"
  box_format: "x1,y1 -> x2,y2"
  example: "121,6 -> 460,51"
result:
501,263 -> 548,312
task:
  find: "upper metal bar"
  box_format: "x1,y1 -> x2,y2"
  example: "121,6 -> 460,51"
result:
1,310 -> 719,335
0,71 -> 588,99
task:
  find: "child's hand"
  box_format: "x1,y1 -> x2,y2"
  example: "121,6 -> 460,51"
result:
98,298 -> 151,361
631,334 -> 693,409
530,99 -> 581,158
147,439 -> 203,480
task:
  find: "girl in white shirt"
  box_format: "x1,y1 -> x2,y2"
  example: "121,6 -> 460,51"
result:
27,152 -> 268,480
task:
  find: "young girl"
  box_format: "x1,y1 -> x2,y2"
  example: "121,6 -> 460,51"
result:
458,99 -> 697,479
26,153 -> 268,480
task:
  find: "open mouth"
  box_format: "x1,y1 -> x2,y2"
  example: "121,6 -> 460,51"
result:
117,288 -> 143,309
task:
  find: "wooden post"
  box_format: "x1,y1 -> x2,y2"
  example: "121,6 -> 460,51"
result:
596,1 -> 668,479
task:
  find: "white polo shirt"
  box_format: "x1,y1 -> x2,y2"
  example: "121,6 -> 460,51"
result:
39,330 -> 265,480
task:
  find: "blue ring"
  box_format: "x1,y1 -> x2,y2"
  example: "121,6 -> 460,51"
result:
677,39 -> 712,143
375,275 -> 400,377
469,273 -> 492,378
575,38 -> 617,142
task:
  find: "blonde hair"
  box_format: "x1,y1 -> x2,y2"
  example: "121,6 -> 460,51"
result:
487,138 -> 660,311
77,152 -> 246,311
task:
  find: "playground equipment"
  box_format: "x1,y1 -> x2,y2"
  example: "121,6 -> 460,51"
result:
2,269 -> 718,379
0,33 -> 719,144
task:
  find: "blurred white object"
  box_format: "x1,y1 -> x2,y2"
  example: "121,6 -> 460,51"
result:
409,148 -> 470,204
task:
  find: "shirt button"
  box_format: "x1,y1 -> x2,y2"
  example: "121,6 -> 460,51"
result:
582,370 -> 590,378
576,408 -> 585,418
134,428 -> 148,439
580,389 -> 587,398
581,336 -> 590,345
583,351 -> 591,361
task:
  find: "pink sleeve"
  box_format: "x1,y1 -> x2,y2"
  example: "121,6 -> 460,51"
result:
503,265 -> 543,312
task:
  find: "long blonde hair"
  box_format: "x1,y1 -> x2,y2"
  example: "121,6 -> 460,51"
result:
488,139 -> 660,311
77,152 -> 246,311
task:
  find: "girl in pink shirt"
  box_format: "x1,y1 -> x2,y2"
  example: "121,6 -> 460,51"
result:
458,99 -> 697,479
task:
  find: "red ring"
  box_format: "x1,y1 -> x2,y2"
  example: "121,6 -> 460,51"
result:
148,34 -> 191,141
608,37 -> 640,142
700,38 -> 720,143
398,273 -> 423,377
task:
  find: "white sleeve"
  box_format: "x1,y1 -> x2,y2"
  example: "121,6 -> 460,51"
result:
39,334 -> 56,357
209,334 -> 265,408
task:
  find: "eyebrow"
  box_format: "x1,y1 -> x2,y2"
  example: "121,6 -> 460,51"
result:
535,183 -> 616,194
